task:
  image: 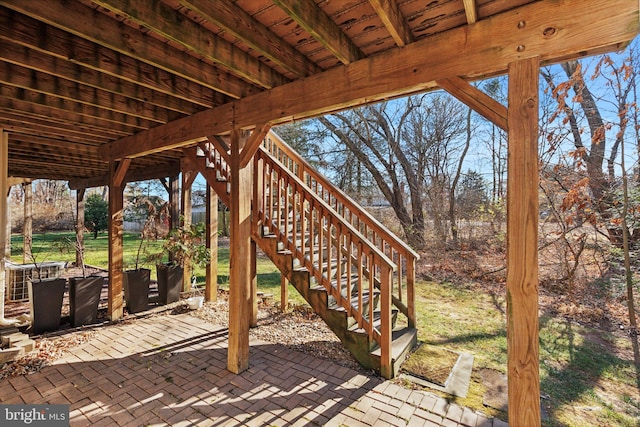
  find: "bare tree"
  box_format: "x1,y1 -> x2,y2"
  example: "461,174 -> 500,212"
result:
316,94 -> 468,249
541,51 -> 639,245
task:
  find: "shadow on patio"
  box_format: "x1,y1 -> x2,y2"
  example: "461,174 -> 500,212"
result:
0,305 -> 504,426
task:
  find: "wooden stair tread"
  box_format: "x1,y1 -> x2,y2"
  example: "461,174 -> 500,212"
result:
347,309 -> 399,333
371,327 -> 418,361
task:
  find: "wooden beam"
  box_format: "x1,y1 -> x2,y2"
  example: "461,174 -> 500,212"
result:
22,182 -> 32,264
0,38 -> 202,115
463,0 -> 478,25
227,129 -> 252,374
68,161 -> 180,190
437,76 -> 508,131
0,10 -> 225,106
273,0 -> 364,64
0,1 -> 257,98
108,161 -> 125,320
239,123 -> 271,169
181,0 -> 319,78
90,0 -> 285,90
113,159 -> 131,188
205,185 -> 218,302
0,62 -> 174,123
507,56 -> 540,426
0,85 -> 153,131
100,0 -> 639,161
368,0 -> 414,46
0,109 -> 126,141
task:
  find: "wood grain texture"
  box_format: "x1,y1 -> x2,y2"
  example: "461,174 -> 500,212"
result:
507,56 -> 540,427
181,169 -> 194,293
75,188 -> 85,266
180,0 -> 319,78
463,0 -> 478,24
205,186 -> 218,302
108,160 -> 125,321
273,0 -> 364,64
239,124 -> 271,168
91,0 -> 284,90
112,158 -> 131,188
0,1 -> 255,97
102,0 -> 639,161
0,10 -> 225,107
227,129 -> 252,374
0,130 -> 7,318
0,39 -> 202,115
368,0 -> 414,46
437,76 -> 507,131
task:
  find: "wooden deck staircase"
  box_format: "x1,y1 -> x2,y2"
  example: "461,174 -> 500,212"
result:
186,132 -> 419,379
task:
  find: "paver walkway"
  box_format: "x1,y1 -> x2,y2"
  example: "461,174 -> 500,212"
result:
0,311 -> 507,426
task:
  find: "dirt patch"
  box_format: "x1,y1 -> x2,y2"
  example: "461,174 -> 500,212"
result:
480,368 -> 508,411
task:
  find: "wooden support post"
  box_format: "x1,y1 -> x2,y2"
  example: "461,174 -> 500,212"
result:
4,185 -> 10,260
280,275 -> 289,312
228,129 -> 253,374
205,185 -> 218,302
507,56 -> 541,426
76,188 -> 85,267
169,175 -> 180,230
250,238 -> 258,327
181,169 -> 195,292
108,160 -> 129,321
0,129 -> 11,323
22,182 -> 32,264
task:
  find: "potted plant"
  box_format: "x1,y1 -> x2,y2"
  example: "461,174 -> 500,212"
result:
54,235 -> 104,327
25,234 -> 67,334
123,200 -> 166,313
154,219 -> 210,305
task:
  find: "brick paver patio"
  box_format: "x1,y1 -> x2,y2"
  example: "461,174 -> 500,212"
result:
0,311 -> 507,426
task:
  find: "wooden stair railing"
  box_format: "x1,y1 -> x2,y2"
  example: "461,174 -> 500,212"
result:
262,133 -> 419,329
254,146 -> 398,377
187,133 -> 418,378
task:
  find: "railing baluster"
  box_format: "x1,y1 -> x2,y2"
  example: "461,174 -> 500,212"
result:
257,136 -> 405,366
357,242 -> 364,329
379,261 -> 392,379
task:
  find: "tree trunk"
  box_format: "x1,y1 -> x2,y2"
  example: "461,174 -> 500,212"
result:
449,106 -> 473,244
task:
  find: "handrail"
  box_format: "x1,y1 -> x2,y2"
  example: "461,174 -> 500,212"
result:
261,131 -> 417,328
195,134 -> 414,372
254,148 -> 394,367
263,132 -> 420,260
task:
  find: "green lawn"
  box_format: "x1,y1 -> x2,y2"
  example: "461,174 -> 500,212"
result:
9,231 -> 305,305
409,280 -> 640,426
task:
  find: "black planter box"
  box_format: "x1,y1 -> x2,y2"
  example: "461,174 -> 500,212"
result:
156,263 -> 183,305
123,269 -> 151,314
69,276 -> 104,327
29,278 -> 66,334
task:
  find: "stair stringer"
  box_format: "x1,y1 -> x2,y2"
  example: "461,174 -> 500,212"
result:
190,140 -> 418,378
253,230 -> 415,375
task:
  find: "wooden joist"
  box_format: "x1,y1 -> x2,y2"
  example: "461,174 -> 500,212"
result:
100,0 -> 640,162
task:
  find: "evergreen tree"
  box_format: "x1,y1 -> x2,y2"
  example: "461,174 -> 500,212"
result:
85,194 -> 108,239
